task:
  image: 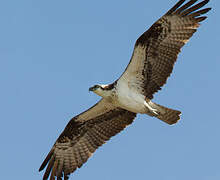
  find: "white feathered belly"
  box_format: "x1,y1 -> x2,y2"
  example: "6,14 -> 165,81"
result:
115,80 -> 147,114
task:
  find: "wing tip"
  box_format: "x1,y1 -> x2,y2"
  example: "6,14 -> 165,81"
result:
39,148 -> 54,172
196,16 -> 208,22
42,155 -> 55,180
165,0 -> 186,15
166,0 -> 211,16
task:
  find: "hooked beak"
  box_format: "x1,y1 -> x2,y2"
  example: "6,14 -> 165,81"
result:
89,87 -> 94,91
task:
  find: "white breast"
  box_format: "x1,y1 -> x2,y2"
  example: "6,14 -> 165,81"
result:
115,78 -> 147,114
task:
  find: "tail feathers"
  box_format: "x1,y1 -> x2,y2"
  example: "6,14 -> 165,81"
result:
150,102 -> 181,125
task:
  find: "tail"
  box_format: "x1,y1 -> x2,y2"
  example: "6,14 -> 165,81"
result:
149,102 -> 181,125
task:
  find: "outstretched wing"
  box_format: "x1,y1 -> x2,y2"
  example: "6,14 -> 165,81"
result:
120,0 -> 211,99
39,98 -> 136,180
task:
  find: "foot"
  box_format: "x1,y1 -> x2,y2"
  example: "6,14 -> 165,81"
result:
144,101 -> 159,116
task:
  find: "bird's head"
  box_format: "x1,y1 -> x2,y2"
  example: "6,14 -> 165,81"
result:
89,84 -> 112,98
89,84 -> 103,92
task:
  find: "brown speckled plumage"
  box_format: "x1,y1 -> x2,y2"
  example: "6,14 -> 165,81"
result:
39,1 -> 211,179
122,0 -> 211,99
39,99 -> 136,180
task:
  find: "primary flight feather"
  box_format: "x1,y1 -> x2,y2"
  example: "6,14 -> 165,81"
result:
39,0 -> 211,179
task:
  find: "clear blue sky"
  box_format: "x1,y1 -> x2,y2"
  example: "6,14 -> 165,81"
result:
0,0 -> 219,179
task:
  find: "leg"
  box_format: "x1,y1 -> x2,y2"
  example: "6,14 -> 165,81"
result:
145,99 -> 181,125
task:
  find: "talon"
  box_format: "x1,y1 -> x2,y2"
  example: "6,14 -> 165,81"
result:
152,109 -> 159,116
144,100 -> 160,116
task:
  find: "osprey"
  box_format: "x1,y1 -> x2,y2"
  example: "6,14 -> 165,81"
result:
39,0 -> 211,179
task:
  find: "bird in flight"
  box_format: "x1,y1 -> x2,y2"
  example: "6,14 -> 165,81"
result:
39,0 -> 211,179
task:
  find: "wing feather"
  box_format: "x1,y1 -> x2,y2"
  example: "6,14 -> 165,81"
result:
188,8 -> 211,17
39,99 -> 136,179
181,0 -> 209,16
120,0 -> 211,99
175,0 -> 198,14
165,0 -> 186,15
